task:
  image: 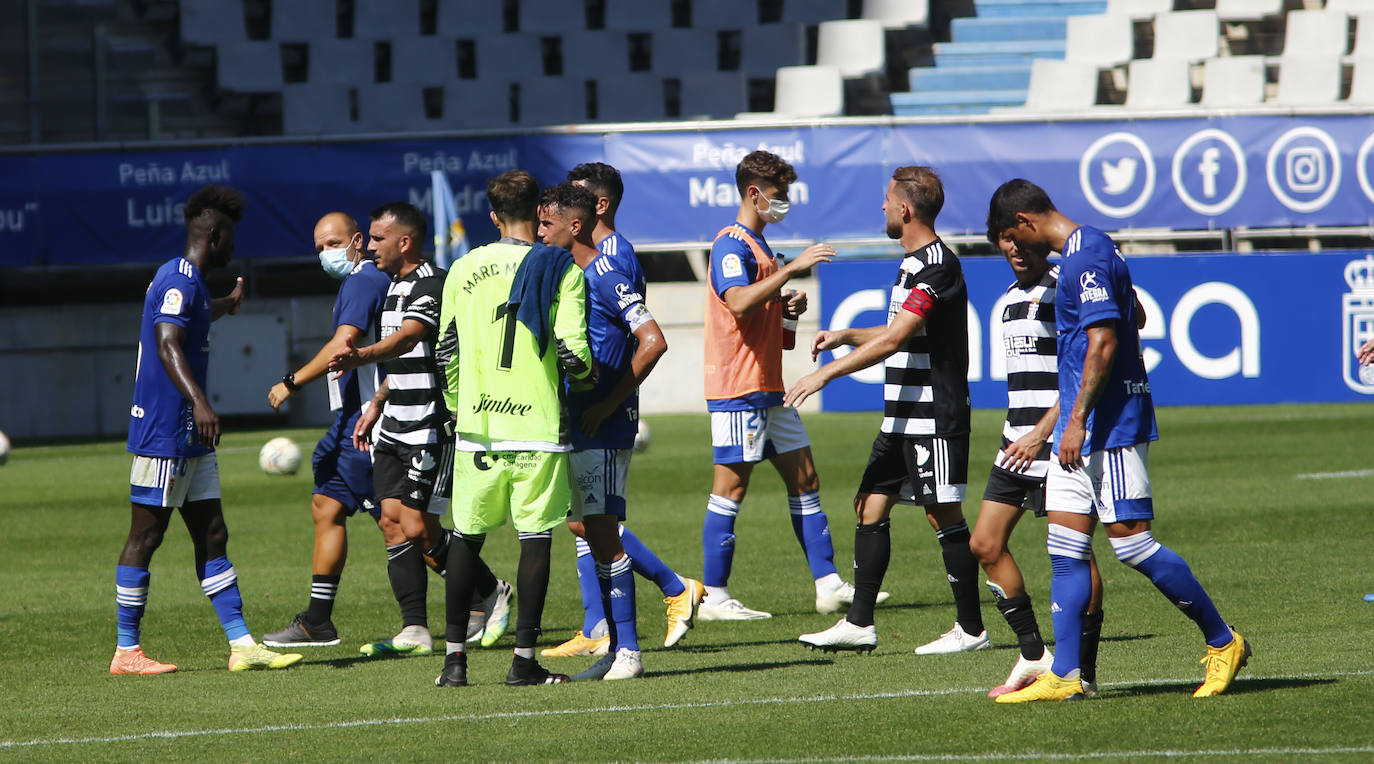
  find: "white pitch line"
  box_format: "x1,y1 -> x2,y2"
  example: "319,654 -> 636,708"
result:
1295,468 -> 1374,480
678,746 -> 1374,763
2,669 -> 1371,750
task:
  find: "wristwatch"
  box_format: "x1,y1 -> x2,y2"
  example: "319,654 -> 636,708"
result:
282,373 -> 301,392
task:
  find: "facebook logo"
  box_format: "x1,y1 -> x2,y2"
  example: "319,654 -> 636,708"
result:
1172,129 -> 1246,217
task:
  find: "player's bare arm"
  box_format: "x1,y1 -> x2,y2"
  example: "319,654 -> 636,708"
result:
580,319 -> 667,437
810,326 -> 885,361
328,318 -> 427,375
1059,322 -> 1118,470
1001,402 -> 1059,474
785,309 -> 925,409
1132,290 -> 1147,330
210,277 -> 245,320
721,242 -> 835,318
155,321 -> 219,448
351,380 -> 389,452
269,323 -> 366,410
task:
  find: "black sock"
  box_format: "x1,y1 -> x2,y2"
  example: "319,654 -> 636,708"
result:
425,530 -> 451,578
515,534 -> 552,650
305,574 -> 340,624
444,533 -> 484,645
1080,609 -> 1104,684
936,521 -> 983,635
386,541 -> 428,628
849,521 -> 891,628
995,593 -> 1045,661
473,550 -> 498,599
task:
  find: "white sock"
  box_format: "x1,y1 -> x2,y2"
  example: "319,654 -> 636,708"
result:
588,619 -> 609,639
703,585 -> 730,605
814,572 -> 843,596
513,647 -> 534,659
229,635 -> 255,648
446,641 -> 465,655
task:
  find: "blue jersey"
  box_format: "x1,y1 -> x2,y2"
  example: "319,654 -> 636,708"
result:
327,259 -> 390,417
598,231 -> 645,287
569,252 -> 654,450
128,257 -> 213,458
1054,226 -> 1158,455
707,225 -> 784,412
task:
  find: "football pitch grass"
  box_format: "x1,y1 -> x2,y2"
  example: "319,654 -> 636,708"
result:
1,404 -> 1372,762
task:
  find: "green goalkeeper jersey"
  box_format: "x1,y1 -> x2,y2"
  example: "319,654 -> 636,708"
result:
438,241 -> 591,452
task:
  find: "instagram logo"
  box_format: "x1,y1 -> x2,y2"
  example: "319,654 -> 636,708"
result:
1285,146 -> 1325,193
1266,127 -> 1340,213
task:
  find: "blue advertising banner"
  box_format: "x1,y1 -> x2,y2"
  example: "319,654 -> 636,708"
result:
2,114 -> 1372,267
816,249 -> 1374,410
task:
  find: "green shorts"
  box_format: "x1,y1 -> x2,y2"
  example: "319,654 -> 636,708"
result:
452,449 -> 570,535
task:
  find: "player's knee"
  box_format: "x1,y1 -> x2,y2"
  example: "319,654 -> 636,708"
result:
123,525 -> 166,562
566,520 -> 586,538
968,531 -> 1002,566
203,521 -> 229,553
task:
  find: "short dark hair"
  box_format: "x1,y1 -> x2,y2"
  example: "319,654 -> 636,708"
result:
890,166 -> 944,226
566,162 -> 624,215
540,182 -> 596,232
986,179 -> 1057,240
735,150 -> 797,195
369,201 -> 428,249
184,184 -> 244,226
488,170 -> 540,224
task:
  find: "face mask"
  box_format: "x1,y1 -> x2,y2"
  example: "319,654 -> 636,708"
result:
757,194 -> 791,224
318,247 -> 354,279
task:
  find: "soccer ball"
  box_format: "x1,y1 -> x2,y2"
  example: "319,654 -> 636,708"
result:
633,419 -> 651,454
0,430 -> 10,465
259,437 -> 302,475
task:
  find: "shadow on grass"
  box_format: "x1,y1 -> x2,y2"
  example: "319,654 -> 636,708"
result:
650,657 -> 836,677
1108,676 -> 1331,698
678,637 -> 817,653
320,654 -> 437,669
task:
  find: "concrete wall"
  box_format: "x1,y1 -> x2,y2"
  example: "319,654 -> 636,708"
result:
0,277 -> 823,440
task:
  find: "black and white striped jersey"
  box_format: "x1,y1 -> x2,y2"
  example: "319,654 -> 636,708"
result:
378,261 -> 451,447
995,265 -> 1059,479
881,238 -> 971,437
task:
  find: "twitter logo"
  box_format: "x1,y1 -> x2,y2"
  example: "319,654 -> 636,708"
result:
1101,157 -> 1138,195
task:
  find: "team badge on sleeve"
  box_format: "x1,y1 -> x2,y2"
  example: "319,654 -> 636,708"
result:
625,303 -> 653,331
160,288 -> 185,315
721,253 -> 744,279
1078,271 -> 1109,303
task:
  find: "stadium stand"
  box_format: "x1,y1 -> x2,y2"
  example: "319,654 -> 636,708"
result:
1022,58 -> 1099,112
1124,57 -> 1192,109
1153,10 -> 1221,63
1200,54 -> 1267,107
767,64 -> 846,118
1274,55 -> 1344,105
1282,8 -> 1351,55
817,19 -> 887,78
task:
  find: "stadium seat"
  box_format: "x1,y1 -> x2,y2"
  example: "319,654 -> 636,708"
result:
1125,58 -> 1192,108
740,24 -> 807,75
1022,58 -> 1099,111
1282,9 -> 1351,56
441,79 -> 515,128
270,0 -> 333,42
355,83 -> 429,132
307,39 -> 374,86
1200,55 -> 1266,106
782,0 -> 850,25
1106,0 -> 1172,21
1273,55 -> 1342,104
216,41 -> 283,91
604,0 -> 671,30
1352,13 -> 1374,55
1153,10 -> 1220,61
594,73 -> 666,122
436,2 -> 504,36
180,0 -> 244,45
817,19 -> 886,78
353,0 -> 422,40
520,0 -> 575,34
476,33 -> 546,80
393,38 -> 460,86
692,0 -> 759,28
1348,56 -> 1374,102
282,83 -> 351,134
1065,13 -> 1134,67
517,77 -> 588,125
862,0 -> 930,30
563,30 -> 630,77
772,65 -> 844,116
1214,0 -> 1282,23
1326,0 -> 1374,13
679,71 -> 748,118
650,28 -> 718,76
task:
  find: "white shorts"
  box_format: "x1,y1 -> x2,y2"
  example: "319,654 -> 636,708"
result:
130,454 -> 221,508
710,406 -> 810,465
1045,443 -> 1154,524
568,448 -> 631,522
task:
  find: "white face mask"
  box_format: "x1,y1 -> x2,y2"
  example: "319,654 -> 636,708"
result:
319,239 -> 359,280
757,194 -> 791,224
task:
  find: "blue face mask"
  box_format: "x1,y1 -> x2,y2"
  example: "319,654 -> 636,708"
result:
319,242 -> 357,280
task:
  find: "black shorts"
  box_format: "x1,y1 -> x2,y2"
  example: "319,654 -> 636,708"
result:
982,465 -> 1047,518
857,432 -> 969,506
372,438 -> 454,512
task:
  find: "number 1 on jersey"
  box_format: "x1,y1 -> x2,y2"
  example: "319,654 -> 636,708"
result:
492,301 -> 518,371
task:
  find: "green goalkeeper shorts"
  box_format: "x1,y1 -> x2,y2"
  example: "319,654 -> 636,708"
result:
452,449 -> 570,535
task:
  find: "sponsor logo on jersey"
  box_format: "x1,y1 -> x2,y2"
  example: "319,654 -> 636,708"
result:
411,451 -> 437,472
472,393 -> 534,416
614,282 -> 643,309
160,288 -> 184,315
721,253 -> 743,279
1079,271 -> 1110,303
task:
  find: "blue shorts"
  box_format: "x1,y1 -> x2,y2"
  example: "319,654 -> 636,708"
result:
311,410 -> 380,519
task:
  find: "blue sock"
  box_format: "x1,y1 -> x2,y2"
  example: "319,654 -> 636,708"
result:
702,494 -> 739,588
574,539 -> 606,636
1047,525 -> 1093,678
620,526 -> 684,597
789,491 -> 838,579
598,555 -> 638,652
198,556 -> 251,644
1111,532 -> 1232,647
116,565 -> 150,649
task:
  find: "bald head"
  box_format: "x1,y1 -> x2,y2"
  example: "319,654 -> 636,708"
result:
314,212 -> 362,253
